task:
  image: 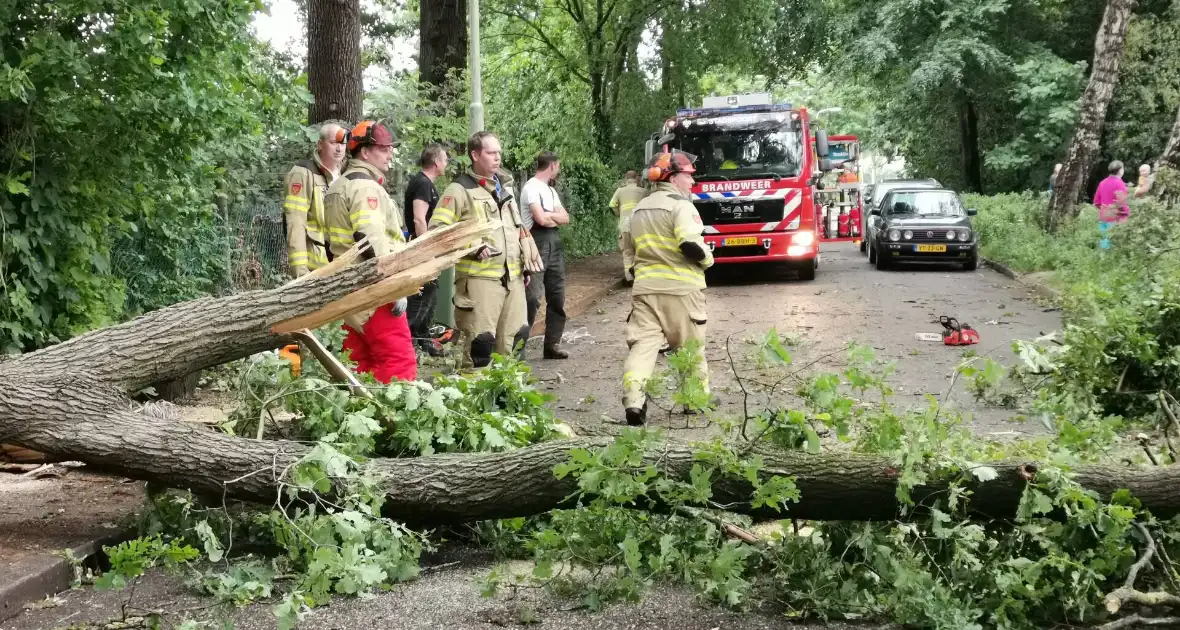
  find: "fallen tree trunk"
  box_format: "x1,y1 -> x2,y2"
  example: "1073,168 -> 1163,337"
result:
3,380 -> 1179,527
1,217 -> 1177,528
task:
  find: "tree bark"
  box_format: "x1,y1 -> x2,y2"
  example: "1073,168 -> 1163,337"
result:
959,99 -> 983,194
1048,0 -> 1137,231
308,0 -> 364,124
418,0 -> 468,91
1160,102 -> 1180,169
3,391 -> 1180,529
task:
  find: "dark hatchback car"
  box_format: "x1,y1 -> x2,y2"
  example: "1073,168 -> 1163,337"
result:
868,188 -> 979,271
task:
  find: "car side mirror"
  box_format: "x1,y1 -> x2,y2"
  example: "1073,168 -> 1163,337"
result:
870,208 -> 881,216
966,208 -> 978,216
819,158 -> 833,172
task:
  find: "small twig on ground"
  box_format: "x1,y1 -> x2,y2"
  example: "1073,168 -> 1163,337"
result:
1104,523 -> 1180,618
1139,434 -> 1161,466
1159,392 -> 1180,462
675,506 -> 763,546
1098,614 -> 1180,629
726,333 -> 753,440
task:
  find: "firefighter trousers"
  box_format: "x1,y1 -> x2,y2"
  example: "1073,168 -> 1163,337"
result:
622,291 -> 709,409
454,275 -> 528,369
341,304 -> 418,383
525,229 -> 567,349
619,230 -> 634,282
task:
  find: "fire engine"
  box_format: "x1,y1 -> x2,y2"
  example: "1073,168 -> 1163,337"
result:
814,134 -> 863,244
646,93 -> 833,280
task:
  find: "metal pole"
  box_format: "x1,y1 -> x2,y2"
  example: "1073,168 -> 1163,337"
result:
468,0 -> 484,133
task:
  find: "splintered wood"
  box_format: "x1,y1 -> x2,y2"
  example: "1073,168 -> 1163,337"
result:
270,220 -> 495,334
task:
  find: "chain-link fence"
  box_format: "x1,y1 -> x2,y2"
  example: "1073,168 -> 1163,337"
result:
221,198 -> 290,292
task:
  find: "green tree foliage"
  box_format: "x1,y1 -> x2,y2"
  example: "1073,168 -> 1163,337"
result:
0,0 -> 309,353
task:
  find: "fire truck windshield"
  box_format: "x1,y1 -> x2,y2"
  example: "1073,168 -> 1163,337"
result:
677,127 -> 803,182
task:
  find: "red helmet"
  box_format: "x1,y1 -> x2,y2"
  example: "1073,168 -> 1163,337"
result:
348,120 -> 399,154
646,150 -> 697,182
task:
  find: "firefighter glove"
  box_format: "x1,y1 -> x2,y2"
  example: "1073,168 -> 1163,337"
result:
520,230 -> 545,273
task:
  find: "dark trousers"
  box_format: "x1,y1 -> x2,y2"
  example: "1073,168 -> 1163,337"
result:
526,229 -> 567,348
405,279 -> 438,341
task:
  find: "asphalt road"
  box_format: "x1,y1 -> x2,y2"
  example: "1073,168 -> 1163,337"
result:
529,242 -> 1062,438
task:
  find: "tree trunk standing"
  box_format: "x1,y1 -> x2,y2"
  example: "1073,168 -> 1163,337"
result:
418,0 -> 468,91
959,100 -> 984,193
1048,0 -> 1137,231
307,0 -> 364,124
590,69 -> 612,159
1161,102 -> 1180,169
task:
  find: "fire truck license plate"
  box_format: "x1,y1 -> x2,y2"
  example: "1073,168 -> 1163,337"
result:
916,244 -> 947,253
723,237 -> 759,247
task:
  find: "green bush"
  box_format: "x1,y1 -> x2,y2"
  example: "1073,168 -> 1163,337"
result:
964,192 -> 1101,273
555,156 -> 619,259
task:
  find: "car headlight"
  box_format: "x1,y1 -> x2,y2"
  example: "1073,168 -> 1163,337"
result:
959,230 -> 971,242
903,230 -> 913,240
793,230 -> 816,247
888,229 -> 901,241
946,230 -> 956,240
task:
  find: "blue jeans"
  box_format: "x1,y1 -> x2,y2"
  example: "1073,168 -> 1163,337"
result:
1098,221 -> 1112,249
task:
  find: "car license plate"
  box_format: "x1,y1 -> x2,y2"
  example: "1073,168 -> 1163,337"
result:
916,244 -> 946,253
723,237 -> 759,247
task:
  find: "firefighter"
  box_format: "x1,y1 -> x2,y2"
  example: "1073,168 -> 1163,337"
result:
620,150 -> 713,426
429,131 -> 544,369
609,170 -> 649,284
282,123 -> 348,277
323,119 -> 417,383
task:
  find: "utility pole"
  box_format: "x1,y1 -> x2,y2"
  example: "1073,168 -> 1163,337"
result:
468,0 -> 484,133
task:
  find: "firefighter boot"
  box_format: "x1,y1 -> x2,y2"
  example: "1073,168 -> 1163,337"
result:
625,401 -> 648,427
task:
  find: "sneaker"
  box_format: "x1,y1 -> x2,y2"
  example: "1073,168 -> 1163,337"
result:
543,346 -> 569,360
625,407 -> 646,426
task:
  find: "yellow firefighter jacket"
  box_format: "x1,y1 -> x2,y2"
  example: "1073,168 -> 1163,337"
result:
624,182 -> 714,296
430,171 -> 528,282
323,159 -> 407,260
609,182 -> 649,233
282,155 -> 336,276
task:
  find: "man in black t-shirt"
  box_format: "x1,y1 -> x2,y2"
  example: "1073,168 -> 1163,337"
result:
403,144 -> 448,355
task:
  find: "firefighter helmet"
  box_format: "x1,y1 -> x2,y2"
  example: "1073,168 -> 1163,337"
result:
348,120 -> 399,154
646,150 -> 697,182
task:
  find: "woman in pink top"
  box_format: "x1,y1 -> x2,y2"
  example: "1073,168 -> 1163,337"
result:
1094,161 -> 1130,223
1093,161 -> 1129,250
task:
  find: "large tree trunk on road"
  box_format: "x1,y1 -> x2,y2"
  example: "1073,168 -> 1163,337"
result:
1048,0 -> 1137,231
2,217 -> 1178,528
308,0 -> 364,124
3,393 -> 1180,527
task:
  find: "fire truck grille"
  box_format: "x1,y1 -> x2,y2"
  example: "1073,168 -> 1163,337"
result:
714,245 -> 766,258
908,229 -> 951,241
695,199 -> 784,225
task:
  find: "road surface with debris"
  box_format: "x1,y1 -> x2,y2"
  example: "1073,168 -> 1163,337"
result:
527,242 -> 1062,438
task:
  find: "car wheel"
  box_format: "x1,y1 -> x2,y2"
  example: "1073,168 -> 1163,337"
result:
875,248 -> 890,270
964,255 -> 978,271
859,238 -> 867,253
868,244 -> 877,265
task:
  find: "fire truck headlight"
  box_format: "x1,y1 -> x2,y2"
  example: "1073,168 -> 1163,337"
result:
946,230 -> 957,241
793,230 -> 815,247
903,230 -> 913,240
888,229 -> 901,242
959,230 -> 971,242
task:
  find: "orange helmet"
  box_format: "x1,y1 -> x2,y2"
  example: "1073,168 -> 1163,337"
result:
646,150 -> 697,182
347,120 -> 399,154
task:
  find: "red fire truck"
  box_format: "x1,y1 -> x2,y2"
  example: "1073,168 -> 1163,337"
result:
646,93 -> 832,280
814,134 -> 863,244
